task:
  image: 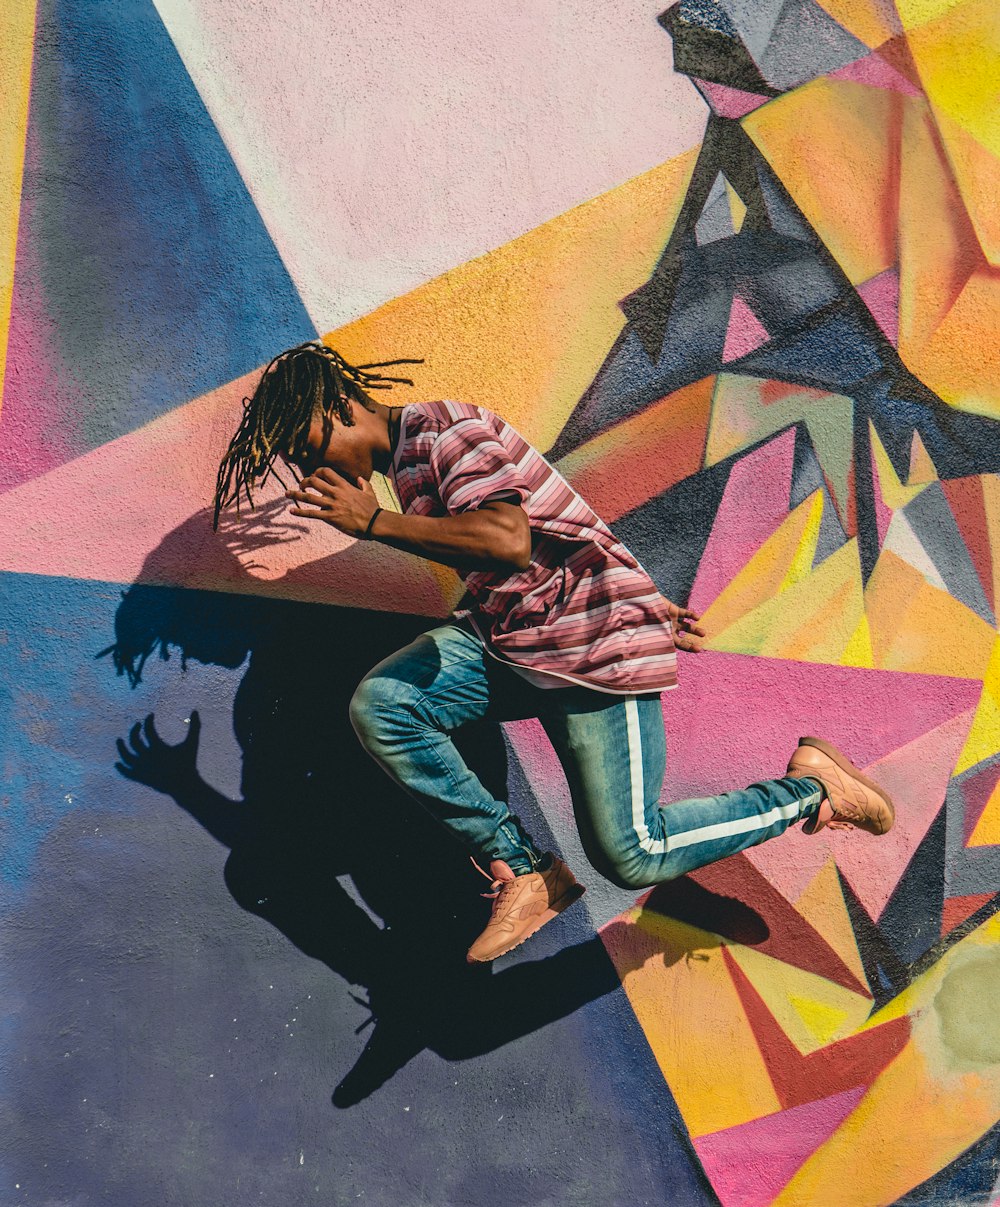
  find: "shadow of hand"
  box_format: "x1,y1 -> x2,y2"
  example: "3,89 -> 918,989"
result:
115,710 -> 203,795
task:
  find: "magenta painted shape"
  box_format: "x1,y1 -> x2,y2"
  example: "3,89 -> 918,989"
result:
661,652 -> 979,907
693,1086 -> 866,1207
688,428 -> 796,614
829,53 -> 922,97
723,295 -> 770,363
857,268 -> 900,346
661,655 -> 978,803
694,78 -> 772,119
869,441 -> 894,545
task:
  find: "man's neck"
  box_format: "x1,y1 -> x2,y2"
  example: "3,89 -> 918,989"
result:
370,402 -> 401,475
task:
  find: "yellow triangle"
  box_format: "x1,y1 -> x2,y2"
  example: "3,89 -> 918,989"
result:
725,178 -> 747,234
968,778 -> 1000,847
0,0 -> 38,416
870,421 -> 926,510
606,909 -> 782,1136
907,430 -> 938,484
795,856 -> 869,989
895,0 -> 971,34
841,608 -> 875,667
725,944 -> 873,1056
715,538 -> 866,664
814,0 -> 902,47
701,493 -> 823,636
903,0 -> 1000,153
955,636 -> 1000,774
780,490 -> 824,590
788,994 -> 852,1046
326,149 -> 697,454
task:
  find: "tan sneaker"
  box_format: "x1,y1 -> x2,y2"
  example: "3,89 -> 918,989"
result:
787,736 -> 895,836
466,856 -> 585,963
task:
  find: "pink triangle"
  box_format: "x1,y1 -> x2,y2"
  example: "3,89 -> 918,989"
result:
742,705 -> 977,913
0,378 -> 453,617
857,268 -> 900,345
688,428 -> 796,614
693,1086 -> 866,1207
829,52 -> 922,97
723,295 -> 770,363
694,77 -> 772,119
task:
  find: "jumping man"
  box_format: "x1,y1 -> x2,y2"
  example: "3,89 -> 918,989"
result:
214,341 -> 895,963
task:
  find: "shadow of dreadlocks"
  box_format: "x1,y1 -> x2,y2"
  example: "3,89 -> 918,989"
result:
106,509 -> 767,1106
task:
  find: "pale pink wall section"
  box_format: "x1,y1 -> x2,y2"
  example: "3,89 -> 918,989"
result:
152,0 -> 706,330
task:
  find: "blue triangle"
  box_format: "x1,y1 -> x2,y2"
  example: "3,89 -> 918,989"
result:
732,306 -> 884,391
878,805 -> 946,966
3,0 -> 313,490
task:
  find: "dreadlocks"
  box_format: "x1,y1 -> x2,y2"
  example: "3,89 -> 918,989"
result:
212,341 -> 422,529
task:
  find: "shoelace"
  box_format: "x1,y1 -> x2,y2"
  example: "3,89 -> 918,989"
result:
471,857 -> 512,900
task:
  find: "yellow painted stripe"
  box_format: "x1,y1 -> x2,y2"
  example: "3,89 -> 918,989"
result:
0,0 -> 37,417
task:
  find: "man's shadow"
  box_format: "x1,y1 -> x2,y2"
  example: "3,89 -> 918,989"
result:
105,509 -> 768,1106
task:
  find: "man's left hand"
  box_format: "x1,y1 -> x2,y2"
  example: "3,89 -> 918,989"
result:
286,469 -> 379,538
665,600 -> 706,653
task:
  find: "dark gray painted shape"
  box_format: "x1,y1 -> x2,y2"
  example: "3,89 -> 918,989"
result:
759,0 -> 868,91
904,483 -> 995,626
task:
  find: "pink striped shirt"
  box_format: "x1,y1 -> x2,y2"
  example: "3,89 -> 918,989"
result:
390,401 -> 677,695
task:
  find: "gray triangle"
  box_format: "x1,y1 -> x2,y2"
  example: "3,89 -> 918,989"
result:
759,0 -> 870,91
718,0 -> 787,63
756,169 -> 819,243
791,433 -> 848,560
944,758 -> 1000,899
695,196 -> 736,244
903,483 -> 995,625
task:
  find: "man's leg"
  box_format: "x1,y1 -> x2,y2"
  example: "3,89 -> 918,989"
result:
349,622 -> 542,873
350,624 -> 586,960
541,691 -> 826,889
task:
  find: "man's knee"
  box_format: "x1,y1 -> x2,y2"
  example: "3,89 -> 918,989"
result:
349,675 -> 420,747
578,838 -> 661,891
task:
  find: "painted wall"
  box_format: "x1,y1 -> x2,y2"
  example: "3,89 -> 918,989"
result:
2,1 -> 999,1204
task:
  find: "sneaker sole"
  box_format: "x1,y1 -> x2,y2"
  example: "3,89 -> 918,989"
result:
465,882 -> 586,964
798,735 -> 896,834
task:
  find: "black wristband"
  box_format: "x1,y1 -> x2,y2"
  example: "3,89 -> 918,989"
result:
362,507 -> 383,540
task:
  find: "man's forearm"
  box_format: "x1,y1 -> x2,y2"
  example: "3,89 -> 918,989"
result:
370,504 -> 531,573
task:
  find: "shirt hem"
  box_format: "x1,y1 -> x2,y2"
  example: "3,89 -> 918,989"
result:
463,613 -> 678,697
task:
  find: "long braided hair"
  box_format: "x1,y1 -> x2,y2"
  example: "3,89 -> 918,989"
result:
213,341 -> 421,529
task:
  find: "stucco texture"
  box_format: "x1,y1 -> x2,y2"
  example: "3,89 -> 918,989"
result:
2,1 -> 1000,1204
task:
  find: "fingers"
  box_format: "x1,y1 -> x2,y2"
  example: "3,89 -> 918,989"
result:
288,506 -> 332,521
286,488 -> 330,508
184,710 -> 201,747
116,737 -> 138,765
674,631 -> 705,654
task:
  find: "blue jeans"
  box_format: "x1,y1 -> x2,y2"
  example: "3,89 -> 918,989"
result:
349,623 -> 822,888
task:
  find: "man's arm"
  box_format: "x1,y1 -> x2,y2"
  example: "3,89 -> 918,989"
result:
286,469 -> 531,573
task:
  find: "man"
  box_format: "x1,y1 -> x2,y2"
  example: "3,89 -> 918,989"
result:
214,340 -> 895,963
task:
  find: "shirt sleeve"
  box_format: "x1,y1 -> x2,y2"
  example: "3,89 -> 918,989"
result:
428,419 -> 531,515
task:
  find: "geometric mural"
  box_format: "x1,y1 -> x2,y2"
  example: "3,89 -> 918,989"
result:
2,0 -> 999,1203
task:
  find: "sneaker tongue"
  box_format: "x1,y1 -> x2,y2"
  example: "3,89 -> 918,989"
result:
489,860 -> 517,882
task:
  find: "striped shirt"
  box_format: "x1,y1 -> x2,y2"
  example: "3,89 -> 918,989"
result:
389,401 -> 677,695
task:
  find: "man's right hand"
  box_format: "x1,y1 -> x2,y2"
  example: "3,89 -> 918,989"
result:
664,601 -> 706,653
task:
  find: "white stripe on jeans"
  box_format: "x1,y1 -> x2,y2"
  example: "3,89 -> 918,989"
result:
666,792 -> 821,851
625,696 -> 668,855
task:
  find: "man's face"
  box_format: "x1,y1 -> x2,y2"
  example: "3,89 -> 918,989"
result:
281,406 -> 373,483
